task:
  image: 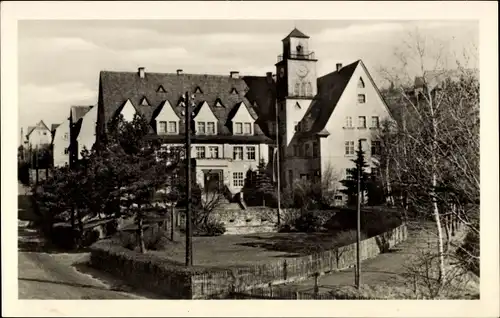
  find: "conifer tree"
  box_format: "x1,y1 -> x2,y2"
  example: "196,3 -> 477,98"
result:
340,140 -> 370,206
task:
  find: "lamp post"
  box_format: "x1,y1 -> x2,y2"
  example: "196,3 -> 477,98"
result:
184,91 -> 194,266
355,138 -> 362,289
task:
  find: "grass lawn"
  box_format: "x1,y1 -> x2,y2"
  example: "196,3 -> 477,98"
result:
143,229 -> 363,267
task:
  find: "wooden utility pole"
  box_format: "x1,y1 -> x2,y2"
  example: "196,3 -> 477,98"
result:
355,139 -> 362,289
184,91 -> 193,266
275,101 -> 281,226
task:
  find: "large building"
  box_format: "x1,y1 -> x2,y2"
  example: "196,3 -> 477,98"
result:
95,28 -> 393,201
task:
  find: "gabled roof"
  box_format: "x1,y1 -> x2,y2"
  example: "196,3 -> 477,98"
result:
242,76 -> 276,137
283,28 -> 309,41
99,71 -> 267,137
226,101 -> 259,122
51,124 -> 60,132
26,120 -> 50,137
71,105 -> 93,123
299,60 -> 361,136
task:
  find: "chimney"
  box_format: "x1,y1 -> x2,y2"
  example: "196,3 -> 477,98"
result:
138,67 -> 145,78
230,71 -> 240,79
177,69 -> 183,75
336,63 -> 343,72
266,72 -> 273,83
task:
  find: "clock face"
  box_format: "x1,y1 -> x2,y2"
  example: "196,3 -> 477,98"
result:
297,64 -> 309,77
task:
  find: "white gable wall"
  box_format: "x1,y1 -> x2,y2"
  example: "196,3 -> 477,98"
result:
53,119 -> 70,167
77,106 -> 98,159
319,62 -> 392,187
231,102 -> 255,134
194,102 -> 218,134
120,99 -> 137,122
28,127 -> 52,147
156,101 -> 180,134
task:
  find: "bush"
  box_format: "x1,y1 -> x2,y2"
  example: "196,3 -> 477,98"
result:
105,219 -> 118,236
80,228 -> 101,247
50,223 -> 79,249
294,212 -> 322,233
116,228 -> 173,251
194,221 -> 226,237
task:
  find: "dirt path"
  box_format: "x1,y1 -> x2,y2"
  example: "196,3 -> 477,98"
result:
17,183 -> 157,299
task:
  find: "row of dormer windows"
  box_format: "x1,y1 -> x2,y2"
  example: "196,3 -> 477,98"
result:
156,120 -> 253,135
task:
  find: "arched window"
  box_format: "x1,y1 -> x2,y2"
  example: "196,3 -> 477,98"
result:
294,82 -> 300,96
305,82 -> 312,96
301,83 -> 307,96
358,77 -> 365,88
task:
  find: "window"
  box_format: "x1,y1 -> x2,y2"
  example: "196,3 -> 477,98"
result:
305,82 -> 312,96
233,146 -> 243,160
158,121 -> 167,133
244,123 -> 252,134
215,100 -> 224,107
64,148 -> 69,154
235,122 -> 243,134
294,82 -> 300,96
357,94 -> 366,103
358,77 -> 365,88
233,172 -> 244,187
312,142 -> 318,157
358,116 -> 366,128
197,122 -> 206,134
345,116 -> 353,128
196,146 -> 206,159
293,145 -> 299,157
305,144 -> 311,157
288,170 -> 294,184
208,146 -> 219,159
167,121 -> 177,133
345,141 -> 355,155
141,97 -> 150,106
230,87 -> 238,94
43,131 -> 47,136
195,86 -> 203,94
157,85 -> 166,93
207,122 -> 215,134
371,141 -> 381,156
300,174 -> 308,181
371,116 -> 380,128
247,146 -> 256,160
63,132 -> 69,140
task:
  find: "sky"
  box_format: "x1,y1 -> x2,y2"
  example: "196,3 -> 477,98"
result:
18,20 -> 478,136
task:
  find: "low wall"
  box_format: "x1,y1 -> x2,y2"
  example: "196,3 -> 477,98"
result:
90,223 -> 408,299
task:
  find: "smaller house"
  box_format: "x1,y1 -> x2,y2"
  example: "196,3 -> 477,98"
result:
69,105 -> 97,167
52,120 -> 70,167
26,120 -> 51,149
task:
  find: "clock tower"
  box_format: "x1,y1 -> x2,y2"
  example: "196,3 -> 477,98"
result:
275,28 -> 318,146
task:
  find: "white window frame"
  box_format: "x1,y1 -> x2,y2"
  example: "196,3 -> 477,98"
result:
345,116 -> 353,128
167,121 -> 177,133
233,146 -> 243,160
358,116 -> 366,128
208,146 -> 219,159
246,146 -> 256,160
234,122 -> 243,135
158,121 -> 167,134
196,146 -> 206,159
63,132 -> 69,141
244,122 -> 252,135
345,141 -> 355,155
197,122 -> 206,134
371,116 -> 379,128
357,94 -> 366,104
233,172 -> 244,187
207,122 -> 216,135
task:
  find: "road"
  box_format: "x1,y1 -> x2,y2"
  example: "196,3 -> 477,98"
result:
18,183 -> 155,299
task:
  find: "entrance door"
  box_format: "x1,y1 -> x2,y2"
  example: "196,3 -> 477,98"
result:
204,170 -> 223,192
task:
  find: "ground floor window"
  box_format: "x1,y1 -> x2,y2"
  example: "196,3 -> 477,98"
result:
233,171 -> 244,187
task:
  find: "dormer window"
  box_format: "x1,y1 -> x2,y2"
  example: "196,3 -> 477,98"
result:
215,99 -> 224,107
178,100 -> 185,107
233,122 -> 253,135
157,85 -> 166,93
230,87 -> 238,95
140,97 -> 150,106
195,86 -> 203,94
196,121 -> 217,135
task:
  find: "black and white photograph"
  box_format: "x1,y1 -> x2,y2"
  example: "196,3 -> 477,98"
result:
1,1 -> 498,317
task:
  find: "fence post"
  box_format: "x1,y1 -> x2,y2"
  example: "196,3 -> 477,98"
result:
295,291 -> 300,300
313,272 -> 319,299
283,259 -> 287,281
268,283 -> 273,298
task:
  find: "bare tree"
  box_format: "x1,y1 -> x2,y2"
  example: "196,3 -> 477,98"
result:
377,29 -> 479,292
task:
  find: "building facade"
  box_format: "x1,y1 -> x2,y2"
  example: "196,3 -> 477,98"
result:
25,120 -> 52,148
95,28 -> 393,201
52,119 -> 70,167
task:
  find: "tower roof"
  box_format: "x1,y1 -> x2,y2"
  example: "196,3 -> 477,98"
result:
282,28 -> 309,41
